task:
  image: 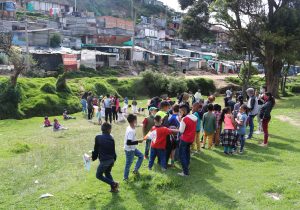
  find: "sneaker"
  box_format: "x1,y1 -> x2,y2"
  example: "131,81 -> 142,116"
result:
224,152 -> 229,155
161,168 -> 167,172
133,170 -> 140,175
239,150 -> 244,154
246,135 -> 252,139
177,172 -> 188,177
123,178 -> 128,182
110,182 -> 119,193
259,143 -> 268,147
254,131 -> 262,135
144,155 -> 149,160
201,146 -> 205,149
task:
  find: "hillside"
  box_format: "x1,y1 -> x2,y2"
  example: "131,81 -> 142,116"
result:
77,0 -> 176,19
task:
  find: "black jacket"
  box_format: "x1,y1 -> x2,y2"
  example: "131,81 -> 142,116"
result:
92,134 -> 117,161
260,101 -> 273,119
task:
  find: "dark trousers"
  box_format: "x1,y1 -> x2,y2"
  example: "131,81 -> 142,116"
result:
96,159 -> 115,187
262,118 -> 271,144
165,137 -> 172,165
149,148 -> 167,169
88,108 -> 93,120
145,139 -> 151,157
105,108 -> 112,123
248,115 -> 256,138
179,140 -> 191,175
112,106 -> 118,121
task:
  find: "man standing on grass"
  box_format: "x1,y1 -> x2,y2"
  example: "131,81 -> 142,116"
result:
246,88 -> 259,139
87,92 -> 94,120
92,123 -> 119,193
178,104 -> 197,176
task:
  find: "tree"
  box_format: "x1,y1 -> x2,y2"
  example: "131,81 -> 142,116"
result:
50,33 -> 62,48
179,0 -> 300,97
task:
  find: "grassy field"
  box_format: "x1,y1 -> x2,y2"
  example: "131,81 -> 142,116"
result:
1,97 -> 300,210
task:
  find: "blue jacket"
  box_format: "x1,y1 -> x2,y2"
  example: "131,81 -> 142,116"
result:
92,134 -> 116,161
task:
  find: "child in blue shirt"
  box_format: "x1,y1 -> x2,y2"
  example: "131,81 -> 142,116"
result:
235,104 -> 248,153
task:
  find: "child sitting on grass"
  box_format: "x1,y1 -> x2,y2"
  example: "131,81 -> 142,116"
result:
63,109 -> 76,120
146,115 -> 178,171
123,114 -> 144,181
92,123 -> 119,193
235,104 -> 248,153
44,116 -> 52,127
53,119 -> 68,131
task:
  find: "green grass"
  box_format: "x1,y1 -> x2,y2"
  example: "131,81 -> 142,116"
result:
1,96 -> 300,209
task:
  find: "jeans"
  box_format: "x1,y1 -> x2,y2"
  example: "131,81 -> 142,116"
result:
149,148 -> 167,169
165,136 -> 172,165
262,118 -> 271,144
145,139 -> 151,157
124,149 -> 143,179
179,140 -> 191,175
96,159 -> 115,187
238,134 -> 245,151
248,115 -> 256,138
88,108 -> 93,120
112,106 -> 118,121
224,146 -> 233,153
105,108 -> 112,124
81,99 -> 87,114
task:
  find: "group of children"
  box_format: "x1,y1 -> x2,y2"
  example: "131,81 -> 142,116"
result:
43,109 -> 75,131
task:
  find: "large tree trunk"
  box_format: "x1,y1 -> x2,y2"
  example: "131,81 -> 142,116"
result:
264,44 -> 282,98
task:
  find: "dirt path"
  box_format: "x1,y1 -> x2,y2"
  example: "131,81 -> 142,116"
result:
275,115 -> 300,126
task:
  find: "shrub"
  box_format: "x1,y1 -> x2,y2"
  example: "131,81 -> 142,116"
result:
167,78 -> 188,96
140,70 -> 168,96
95,83 -> 108,96
40,83 -> 56,94
50,33 -> 62,48
187,78 -> 216,95
56,74 -> 71,93
290,84 -> 300,93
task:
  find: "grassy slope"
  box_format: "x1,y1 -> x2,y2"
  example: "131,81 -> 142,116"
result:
0,97 -> 300,209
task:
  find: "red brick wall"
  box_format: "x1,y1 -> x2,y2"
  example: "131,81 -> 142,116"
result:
98,16 -> 134,31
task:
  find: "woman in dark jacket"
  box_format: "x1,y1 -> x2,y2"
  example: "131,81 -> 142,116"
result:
259,92 -> 275,147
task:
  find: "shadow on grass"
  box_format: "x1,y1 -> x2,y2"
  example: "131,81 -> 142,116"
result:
91,193 -> 126,210
269,134 -> 298,144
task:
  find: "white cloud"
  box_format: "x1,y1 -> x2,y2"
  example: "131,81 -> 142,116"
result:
160,0 -> 182,12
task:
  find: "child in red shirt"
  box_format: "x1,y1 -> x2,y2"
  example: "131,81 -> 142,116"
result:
146,115 -> 178,171
44,116 -> 52,127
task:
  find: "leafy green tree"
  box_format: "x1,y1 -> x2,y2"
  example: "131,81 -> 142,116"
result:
179,0 -> 300,97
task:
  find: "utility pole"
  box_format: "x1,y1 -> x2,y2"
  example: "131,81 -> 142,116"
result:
131,0 -> 136,66
24,5 -> 30,71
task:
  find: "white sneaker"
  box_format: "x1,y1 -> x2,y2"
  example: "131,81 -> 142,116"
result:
254,131 -> 262,135
177,172 -> 188,177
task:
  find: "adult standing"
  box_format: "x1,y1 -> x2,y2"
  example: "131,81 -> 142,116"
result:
224,89 -> 232,107
81,92 -> 88,115
194,89 -> 202,103
259,92 -> 275,147
255,86 -> 267,134
87,92 -> 94,120
111,96 -> 117,123
104,94 -> 112,124
246,88 -> 259,139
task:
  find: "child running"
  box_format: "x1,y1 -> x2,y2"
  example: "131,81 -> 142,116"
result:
220,107 -> 237,155
235,104 -> 248,153
92,123 -> 119,193
123,114 -> 144,181
202,104 -> 216,149
147,115 -> 178,171
142,107 -> 158,159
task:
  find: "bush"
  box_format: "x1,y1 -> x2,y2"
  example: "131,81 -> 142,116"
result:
167,78 -> 188,96
50,33 -> 62,48
187,78 -> 216,95
140,70 -> 168,97
95,83 -> 108,96
40,83 -> 56,94
56,74 -> 71,93
10,143 -> 31,154
290,84 -> 300,93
